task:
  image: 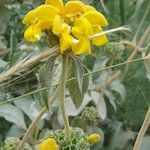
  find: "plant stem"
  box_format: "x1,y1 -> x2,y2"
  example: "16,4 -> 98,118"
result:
133,107 -> 150,150
60,55 -> 71,140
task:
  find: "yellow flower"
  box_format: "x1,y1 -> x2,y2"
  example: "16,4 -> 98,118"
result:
64,1 -> 85,20
22,0 -> 108,55
72,17 -> 93,54
39,138 -> 58,150
45,0 -> 64,13
23,0 -> 85,45
87,133 -> 101,144
92,25 -> 108,46
24,24 -> 41,42
83,11 -> 108,26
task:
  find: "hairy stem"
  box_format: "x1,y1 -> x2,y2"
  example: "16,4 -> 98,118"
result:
60,55 -> 71,140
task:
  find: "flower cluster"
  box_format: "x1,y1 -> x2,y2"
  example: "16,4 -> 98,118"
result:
87,133 -> 101,144
38,128 -> 101,150
23,0 -> 108,55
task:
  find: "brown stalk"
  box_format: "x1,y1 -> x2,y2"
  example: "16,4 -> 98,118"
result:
133,107 -> 150,150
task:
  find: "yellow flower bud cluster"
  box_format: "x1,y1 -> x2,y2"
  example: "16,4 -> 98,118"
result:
87,133 -> 101,144
23,0 -> 108,55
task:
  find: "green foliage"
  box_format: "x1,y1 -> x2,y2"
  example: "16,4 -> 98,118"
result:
0,5 -> 11,34
42,128 -> 90,150
0,137 -> 32,150
123,62 -> 150,130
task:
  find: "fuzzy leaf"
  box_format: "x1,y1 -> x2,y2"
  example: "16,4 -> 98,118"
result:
7,125 -> 25,138
72,56 -> 84,92
109,80 -> 126,103
39,56 -> 57,108
0,104 -> 26,129
141,136 -> 150,150
67,58 -> 89,109
104,90 -> 117,111
97,95 -> 107,120
91,91 -> 107,119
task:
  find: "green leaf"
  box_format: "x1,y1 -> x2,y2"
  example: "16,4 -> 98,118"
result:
67,57 -> 89,109
39,56 -> 57,108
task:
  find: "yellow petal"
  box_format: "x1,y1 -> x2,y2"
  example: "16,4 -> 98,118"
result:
52,15 -> 63,35
85,5 -> 96,12
84,11 -> 108,26
60,32 -> 74,53
92,25 -> 108,46
45,0 -> 64,13
72,36 -> 91,55
39,138 -> 58,150
35,5 -> 59,21
64,1 -> 85,18
36,19 -> 52,30
24,25 -> 41,42
72,18 -> 93,38
52,15 -> 70,36
22,9 -> 36,25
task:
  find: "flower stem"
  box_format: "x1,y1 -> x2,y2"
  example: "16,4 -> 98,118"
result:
60,54 -> 71,140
